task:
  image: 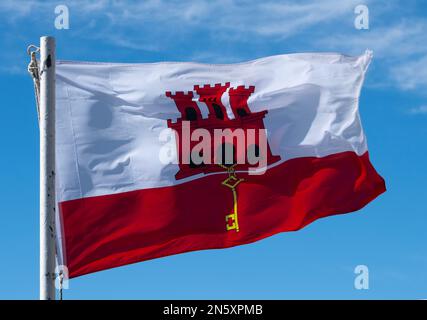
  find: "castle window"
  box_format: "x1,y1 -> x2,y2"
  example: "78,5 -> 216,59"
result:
217,143 -> 236,167
212,103 -> 224,120
247,144 -> 261,164
189,150 -> 205,168
237,108 -> 248,117
185,107 -> 198,121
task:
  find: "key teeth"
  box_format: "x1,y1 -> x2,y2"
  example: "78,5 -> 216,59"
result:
214,82 -> 230,89
229,85 -> 255,94
194,82 -> 230,91
167,83 -> 254,101
166,91 -> 194,99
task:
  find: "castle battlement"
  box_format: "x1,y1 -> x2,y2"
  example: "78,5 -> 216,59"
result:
166,90 -> 202,122
228,85 -> 255,118
194,82 -> 230,120
193,82 -> 230,93
166,83 -> 262,122
228,85 -> 255,94
165,91 -> 194,99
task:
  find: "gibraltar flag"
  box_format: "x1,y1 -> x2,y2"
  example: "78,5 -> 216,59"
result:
55,51 -> 385,278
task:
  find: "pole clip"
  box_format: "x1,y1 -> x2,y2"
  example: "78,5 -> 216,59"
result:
27,44 -> 41,122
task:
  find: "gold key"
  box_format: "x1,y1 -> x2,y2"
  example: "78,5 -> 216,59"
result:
220,164 -> 244,232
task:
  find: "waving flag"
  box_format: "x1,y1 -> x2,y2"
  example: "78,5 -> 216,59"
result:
55,51 -> 385,278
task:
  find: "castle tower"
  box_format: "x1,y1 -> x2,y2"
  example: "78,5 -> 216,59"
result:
165,84 -> 281,180
194,83 -> 230,120
165,91 -> 202,122
228,85 -> 255,119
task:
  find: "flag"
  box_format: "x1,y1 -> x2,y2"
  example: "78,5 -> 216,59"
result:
55,51 -> 385,278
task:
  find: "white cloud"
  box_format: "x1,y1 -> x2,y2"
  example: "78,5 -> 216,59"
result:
316,20 -> 427,57
0,0 -> 368,59
315,17 -> 427,91
408,105 -> 427,115
1,0 -> 427,93
390,55 -> 427,90
0,0 -> 363,38
0,1 -> 36,17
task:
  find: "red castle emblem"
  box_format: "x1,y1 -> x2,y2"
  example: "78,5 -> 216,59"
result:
166,82 -> 281,180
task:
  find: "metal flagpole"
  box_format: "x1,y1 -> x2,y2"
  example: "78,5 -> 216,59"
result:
39,36 -> 56,300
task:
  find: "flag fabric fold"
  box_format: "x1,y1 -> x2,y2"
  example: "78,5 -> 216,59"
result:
55,51 -> 385,278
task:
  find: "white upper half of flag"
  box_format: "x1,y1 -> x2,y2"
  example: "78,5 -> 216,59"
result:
56,51 -> 372,202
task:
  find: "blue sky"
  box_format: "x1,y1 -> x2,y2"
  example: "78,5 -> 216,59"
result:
0,0 -> 426,299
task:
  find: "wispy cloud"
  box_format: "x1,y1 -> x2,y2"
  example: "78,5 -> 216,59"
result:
1,0 -> 427,94
0,1 -> 36,19
0,0 -> 364,42
390,55 -> 427,90
314,14 -> 427,91
408,105 -> 427,115
316,20 -> 427,58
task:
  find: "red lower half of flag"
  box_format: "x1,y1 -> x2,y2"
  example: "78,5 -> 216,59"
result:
59,151 -> 385,278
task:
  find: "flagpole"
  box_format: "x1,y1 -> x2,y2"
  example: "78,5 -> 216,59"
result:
39,36 -> 56,300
